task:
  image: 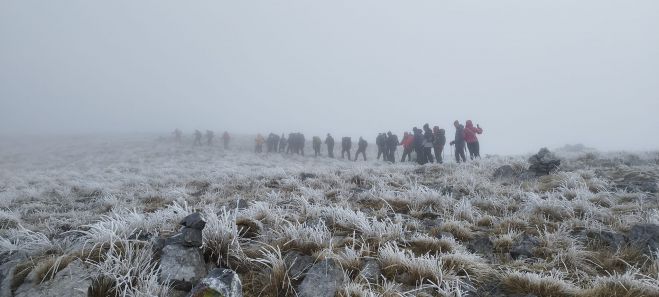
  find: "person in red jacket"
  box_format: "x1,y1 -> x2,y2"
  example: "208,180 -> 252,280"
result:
464,120 -> 483,160
400,132 -> 414,162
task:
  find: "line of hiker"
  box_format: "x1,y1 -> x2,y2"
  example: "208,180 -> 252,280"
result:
173,119 -> 483,164
173,129 -> 231,149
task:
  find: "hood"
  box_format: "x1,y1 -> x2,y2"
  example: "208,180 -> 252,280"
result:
466,120 -> 474,128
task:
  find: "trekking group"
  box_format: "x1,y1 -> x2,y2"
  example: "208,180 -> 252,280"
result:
173,120 -> 483,164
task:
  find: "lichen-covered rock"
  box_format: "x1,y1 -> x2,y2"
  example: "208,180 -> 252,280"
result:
159,244 -> 208,291
187,268 -> 242,297
298,259 -> 344,297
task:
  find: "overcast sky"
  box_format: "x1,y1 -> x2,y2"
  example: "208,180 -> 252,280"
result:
1,0 -> 657,154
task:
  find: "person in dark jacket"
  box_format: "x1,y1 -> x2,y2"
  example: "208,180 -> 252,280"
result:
433,126 -> 446,164
422,124 -> 435,163
450,121 -> 467,163
413,127 -> 426,164
341,137 -> 352,160
325,134 -> 335,158
279,133 -> 287,152
354,137 -> 368,161
400,132 -> 413,162
376,133 -> 386,160
464,120 -> 483,160
385,131 -> 399,163
312,136 -> 322,157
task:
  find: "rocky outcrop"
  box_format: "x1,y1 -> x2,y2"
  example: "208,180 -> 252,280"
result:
528,148 -> 561,176
158,213 -> 209,291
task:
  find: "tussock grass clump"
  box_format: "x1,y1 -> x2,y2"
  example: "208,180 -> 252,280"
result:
501,271 -> 579,297
581,271 -> 659,297
434,220 -> 474,241
251,245 -> 296,297
378,242 -> 457,286
408,234 -> 456,255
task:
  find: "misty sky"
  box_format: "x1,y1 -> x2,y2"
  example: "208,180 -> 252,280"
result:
1,0 -> 658,154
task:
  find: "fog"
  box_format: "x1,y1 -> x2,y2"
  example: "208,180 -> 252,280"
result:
1,0 -> 657,154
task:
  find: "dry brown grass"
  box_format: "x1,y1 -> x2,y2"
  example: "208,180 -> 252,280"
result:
501,271 -> 578,297
408,234 -> 455,255
434,221 -> 474,241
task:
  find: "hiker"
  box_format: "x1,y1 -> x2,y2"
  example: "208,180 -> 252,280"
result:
433,126 -> 446,164
385,131 -> 399,163
354,137 -> 368,161
400,132 -> 414,162
173,129 -> 182,143
193,130 -> 202,146
222,131 -> 230,149
413,127 -> 426,164
297,133 -> 306,156
312,136 -> 322,157
255,134 -> 265,153
287,133 -> 295,154
376,133 -> 386,160
464,120 -> 483,160
206,130 -> 214,146
341,137 -> 352,160
267,133 -> 280,153
279,133 -> 287,152
325,134 -> 335,158
423,124 -> 435,163
449,121 -> 467,163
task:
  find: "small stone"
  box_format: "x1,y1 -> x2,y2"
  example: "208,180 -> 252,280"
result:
188,268 -> 242,297
182,228 -> 203,247
180,213 -> 206,230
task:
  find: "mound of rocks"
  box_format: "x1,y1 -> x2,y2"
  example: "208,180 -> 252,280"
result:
528,148 -> 561,176
157,213 -> 209,291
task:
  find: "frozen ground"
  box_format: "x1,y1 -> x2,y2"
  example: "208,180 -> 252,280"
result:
0,134 -> 658,296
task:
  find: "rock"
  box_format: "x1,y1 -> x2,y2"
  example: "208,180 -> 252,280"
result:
586,229 -> 627,251
14,259 -> 92,297
188,268 -> 242,297
468,235 -> 494,256
298,259 -> 344,297
299,173 -> 317,181
493,165 -> 515,180
181,228 -> 204,247
528,148 -> 561,176
628,224 -> 659,254
159,244 -> 208,291
606,167 -> 658,193
510,234 -> 539,260
181,213 -> 206,230
358,259 -> 381,283
283,252 -> 314,279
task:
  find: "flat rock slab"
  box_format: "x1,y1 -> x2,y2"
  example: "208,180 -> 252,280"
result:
298,259 -> 344,297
